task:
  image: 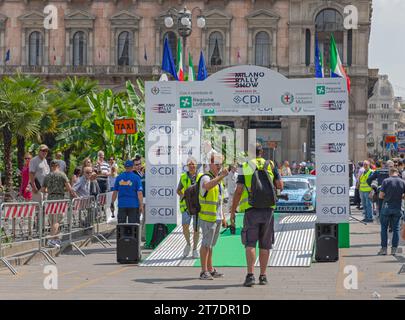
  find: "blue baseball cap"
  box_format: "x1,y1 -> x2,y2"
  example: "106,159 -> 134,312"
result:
124,160 -> 134,167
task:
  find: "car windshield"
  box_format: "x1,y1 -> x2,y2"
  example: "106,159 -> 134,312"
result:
307,179 -> 315,187
283,180 -> 309,190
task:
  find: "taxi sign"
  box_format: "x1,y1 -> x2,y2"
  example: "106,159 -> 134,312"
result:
114,119 -> 136,135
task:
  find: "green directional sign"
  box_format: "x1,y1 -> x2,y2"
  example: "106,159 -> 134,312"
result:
204,108 -> 215,115
180,96 -> 192,108
316,85 -> 326,95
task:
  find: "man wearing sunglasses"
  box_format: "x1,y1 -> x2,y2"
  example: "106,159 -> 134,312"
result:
29,144 -> 50,203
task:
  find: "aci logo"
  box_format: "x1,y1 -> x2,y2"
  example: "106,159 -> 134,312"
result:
322,206 -> 347,215
204,109 -> 215,115
316,85 -> 326,95
322,143 -> 346,153
180,96 -> 192,109
281,92 -> 294,105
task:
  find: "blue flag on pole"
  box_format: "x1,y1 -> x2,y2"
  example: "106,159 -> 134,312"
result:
197,50 -> 208,81
5,49 -> 10,63
162,37 -> 178,80
315,34 -> 324,78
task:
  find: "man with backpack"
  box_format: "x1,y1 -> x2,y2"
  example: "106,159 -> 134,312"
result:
198,153 -> 228,280
230,143 -> 282,287
177,157 -> 202,258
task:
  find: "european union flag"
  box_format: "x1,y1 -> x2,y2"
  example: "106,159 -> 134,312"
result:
161,37 -> 178,80
315,34 -> 324,78
197,50 -> 208,81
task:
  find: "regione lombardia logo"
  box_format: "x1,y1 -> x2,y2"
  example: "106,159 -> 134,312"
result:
180,96 -> 192,108
281,92 -> 294,105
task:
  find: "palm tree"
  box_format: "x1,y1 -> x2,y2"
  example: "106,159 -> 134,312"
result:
0,76 -> 43,196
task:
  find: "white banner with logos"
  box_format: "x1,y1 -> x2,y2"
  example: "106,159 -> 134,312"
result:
145,65 -> 349,224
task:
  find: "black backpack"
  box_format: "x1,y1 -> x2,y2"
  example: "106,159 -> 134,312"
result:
150,223 -> 168,248
183,174 -> 209,215
247,160 -> 277,208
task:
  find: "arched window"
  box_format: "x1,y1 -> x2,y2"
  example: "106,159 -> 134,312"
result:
208,32 -> 223,66
163,31 -> 177,64
28,31 -> 42,66
315,9 -> 344,75
118,31 -> 131,66
305,29 -> 311,66
73,31 -> 86,66
255,31 -> 270,66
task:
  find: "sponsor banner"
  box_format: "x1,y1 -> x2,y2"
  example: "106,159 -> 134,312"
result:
317,162 -> 348,176
318,121 -> 346,135
147,186 -> 176,200
148,165 -> 176,178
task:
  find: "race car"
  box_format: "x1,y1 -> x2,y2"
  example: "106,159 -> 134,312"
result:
276,176 -> 316,213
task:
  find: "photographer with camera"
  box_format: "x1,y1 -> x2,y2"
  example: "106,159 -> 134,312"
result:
230,143 -> 282,287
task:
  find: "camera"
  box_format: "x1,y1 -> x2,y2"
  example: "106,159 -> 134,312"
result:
229,224 -> 236,235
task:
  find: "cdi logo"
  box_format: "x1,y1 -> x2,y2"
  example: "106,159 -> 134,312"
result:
149,187 -> 174,197
233,95 -> 261,105
281,92 -> 294,105
321,206 -> 347,215
180,96 -> 192,108
320,122 -> 345,133
150,207 -> 175,217
320,164 -> 346,174
321,100 -> 345,111
152,104 -> 174,114
149,166 -> 175,176
321,185 -> 347,195
149,125 -> 174,135
322,143 -> 346,153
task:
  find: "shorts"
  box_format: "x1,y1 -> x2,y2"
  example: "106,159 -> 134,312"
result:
181,211 -> 198,230
199,219 -> 221,248
48,213 -> 64,225
118,207 -> 140,224
241,208 -> 274,250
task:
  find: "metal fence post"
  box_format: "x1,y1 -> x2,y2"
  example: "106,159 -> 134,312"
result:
0,203 -> 18,275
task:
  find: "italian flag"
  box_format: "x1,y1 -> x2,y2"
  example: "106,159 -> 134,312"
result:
330,34 -> 351,93
188,52 -> 195,81
176,38 -> 184,81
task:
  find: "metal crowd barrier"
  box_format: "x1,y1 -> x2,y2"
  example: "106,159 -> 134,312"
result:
95,193 -> 112,247
0,202 -> 40,275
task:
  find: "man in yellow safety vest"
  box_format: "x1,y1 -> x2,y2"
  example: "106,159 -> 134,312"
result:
198,153 -> 228,280
230,143 -> 283,287
177,157 -> 203,258
359,160 -> 374,222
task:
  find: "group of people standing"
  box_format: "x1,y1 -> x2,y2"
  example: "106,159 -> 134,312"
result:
355,158 -> 405,256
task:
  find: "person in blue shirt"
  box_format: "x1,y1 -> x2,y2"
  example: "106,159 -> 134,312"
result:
111,160 -> 144,224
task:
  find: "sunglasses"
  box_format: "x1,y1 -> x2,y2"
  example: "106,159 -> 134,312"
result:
134,163 -> 141,166
40,149 -> 48,152
25,157 -> 31,160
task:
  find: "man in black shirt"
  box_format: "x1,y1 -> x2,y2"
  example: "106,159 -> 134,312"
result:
378,167 -> 405,256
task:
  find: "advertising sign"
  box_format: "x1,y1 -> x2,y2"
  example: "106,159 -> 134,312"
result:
114,119 -> 136,135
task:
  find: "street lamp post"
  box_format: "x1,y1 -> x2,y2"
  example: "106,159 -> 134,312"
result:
164,7 -> 205,76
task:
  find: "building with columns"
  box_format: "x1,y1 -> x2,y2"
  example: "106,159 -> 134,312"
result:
0,0 -> 373,162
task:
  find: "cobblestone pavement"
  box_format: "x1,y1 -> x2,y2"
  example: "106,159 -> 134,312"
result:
0,208 -> 404,300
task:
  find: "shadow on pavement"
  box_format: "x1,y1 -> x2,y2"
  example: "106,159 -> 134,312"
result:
134,277 -> 197,284
166,284 -> 246,290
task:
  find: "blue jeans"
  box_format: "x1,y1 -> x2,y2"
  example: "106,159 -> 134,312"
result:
360,191 -> 373,220
380,206 -> 402,248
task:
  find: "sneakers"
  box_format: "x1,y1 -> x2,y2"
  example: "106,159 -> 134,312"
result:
48,239 -> 61,248
391,247 -> 398,256
192,249 -> 199,259
378,247 -> 387,255
243,274 -> 256,287
209,269 -> 224,278
199,271 -> 214,280
259,274 -> 268,285
183,245 -> 191,257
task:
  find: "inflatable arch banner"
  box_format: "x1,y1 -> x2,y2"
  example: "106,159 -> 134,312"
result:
145,65 -> 349,225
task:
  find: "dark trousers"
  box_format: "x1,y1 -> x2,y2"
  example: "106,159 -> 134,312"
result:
97,179 -> 108,193
354,188 -> 361,207
118,207 -> 140,224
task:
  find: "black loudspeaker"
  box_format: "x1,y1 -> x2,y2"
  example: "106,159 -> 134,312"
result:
315,223 -> 339,262
117,223 -> 141,264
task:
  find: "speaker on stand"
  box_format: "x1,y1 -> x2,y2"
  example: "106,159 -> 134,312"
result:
117,223 -> 141,264
315,223 -> 339,262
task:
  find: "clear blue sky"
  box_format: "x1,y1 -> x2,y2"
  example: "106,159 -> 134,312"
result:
369,0 -> 405,97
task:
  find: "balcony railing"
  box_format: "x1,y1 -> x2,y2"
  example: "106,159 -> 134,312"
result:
0,65 -> 159,76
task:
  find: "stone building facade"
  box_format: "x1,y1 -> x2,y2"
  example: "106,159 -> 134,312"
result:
0,0 -> 373,162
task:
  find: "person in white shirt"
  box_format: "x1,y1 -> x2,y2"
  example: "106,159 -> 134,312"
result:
225,164 -> 238,214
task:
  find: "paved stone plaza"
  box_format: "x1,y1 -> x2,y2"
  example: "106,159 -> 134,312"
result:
0,209 -> 404,300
